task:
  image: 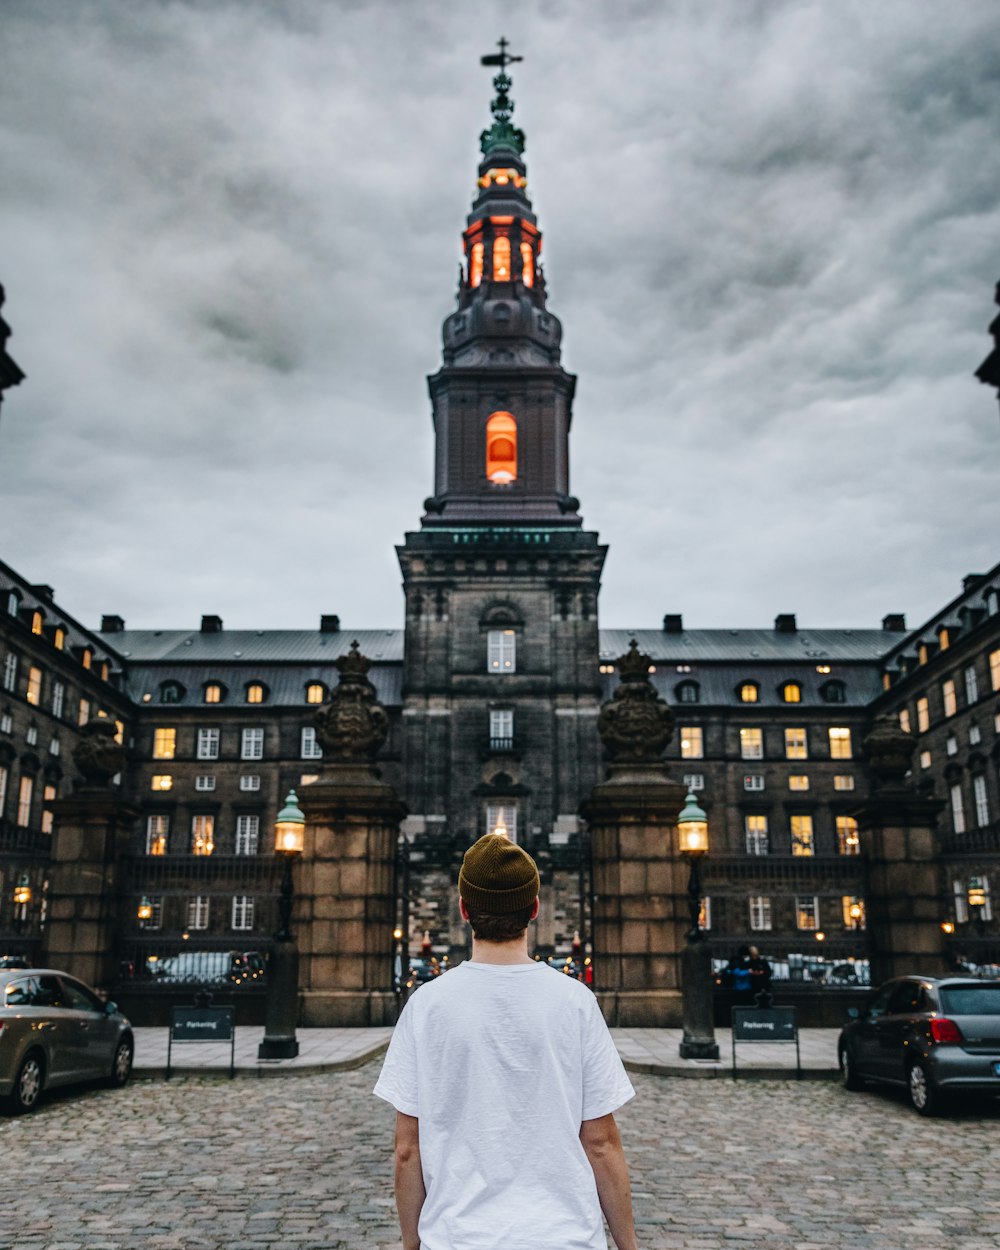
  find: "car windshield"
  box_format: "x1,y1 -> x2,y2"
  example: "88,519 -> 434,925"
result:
939,986 -> 1000,1016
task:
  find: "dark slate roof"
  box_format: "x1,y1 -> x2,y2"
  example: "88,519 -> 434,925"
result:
0,559 -> 125,669
637,665 -> 885,709
597,628 -> 904,664
100,629 -> 404,664
124,661 -> 403,709
878,561 -> 1000,669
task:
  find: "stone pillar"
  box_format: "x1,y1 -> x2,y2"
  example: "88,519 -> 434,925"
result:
42,720 -> 137,993
855,713 -> 948,983
297,642 -> 406,1026
580,641 -> 688,1027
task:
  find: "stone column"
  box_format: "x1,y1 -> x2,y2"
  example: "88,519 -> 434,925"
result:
580,641 -> 688,1027
297,642 -> 407,1027
855,713 -> 948,983
42,720 -> 137,993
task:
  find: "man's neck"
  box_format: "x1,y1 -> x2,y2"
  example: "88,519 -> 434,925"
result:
469,936 -> 535,965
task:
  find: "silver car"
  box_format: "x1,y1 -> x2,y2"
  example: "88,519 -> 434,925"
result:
0,968 -> 134,1113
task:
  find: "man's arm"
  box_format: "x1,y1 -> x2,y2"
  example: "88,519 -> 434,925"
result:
394,1111 -> 425,1250
580,1113 -> 638,1250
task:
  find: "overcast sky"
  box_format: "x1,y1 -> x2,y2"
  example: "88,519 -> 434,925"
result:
1,0 -> 998,635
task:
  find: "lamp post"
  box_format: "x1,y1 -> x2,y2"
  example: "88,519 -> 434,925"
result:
677,791 -> 719,1060
258,790 -> 304,1060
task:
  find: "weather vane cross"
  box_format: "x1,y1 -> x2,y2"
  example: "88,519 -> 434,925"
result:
481,36 -> 522,70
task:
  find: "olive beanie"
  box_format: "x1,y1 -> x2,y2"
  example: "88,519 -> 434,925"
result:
458,833 -> 540,915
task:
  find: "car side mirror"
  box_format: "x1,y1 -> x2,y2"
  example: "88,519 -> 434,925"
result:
104,1000 -> 118,1016
846,1006 -> 860,1020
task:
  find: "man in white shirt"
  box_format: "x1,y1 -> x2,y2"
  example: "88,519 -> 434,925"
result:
374,832 -> 639,1250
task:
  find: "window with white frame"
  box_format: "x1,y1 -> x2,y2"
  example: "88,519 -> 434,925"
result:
489,709 -> 514,748
970,725 -> 981,745
790,814 -> 814,856
487,629 -> 516,674
486,803 -> 518,841
784,728 -> 808,759
195,775 -> 216,792
235,815 -> 260,856
950,784 -> 966,834
241,727 -> 264,760
25,725 -> 37,746
300,727 -> 323,759
836,815 -> 860,856
973,775 -> 989,828
828,727 -> 852,759
682,773 -> 705,791
942,679 -> 957,718
953,878 -> 969,924
142,896 -> 163,930
239,775 -> 261,792
833,774 -> 855,791
916,696 -> 930,733
52,681 -> 64,719
146,814 -> 168,856
0,712 -> 11,733
187,895 -> 210,930
231,895 -> 255,931
744,815 -> 769,856
16,775 -> 33,827
197,728 -> 220,760
679,727 -> 703,759
191,815 -> 215,856
3,652 -> 18,692
740,728 -> 763,760
965,666 -> 979,706
743,774 -> 765,792
946,736 -> 958,756
748,895 -> 772,931
796,895 -> 819,930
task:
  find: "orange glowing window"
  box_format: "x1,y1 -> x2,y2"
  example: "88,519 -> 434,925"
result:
486,412 -> 517,484
470,241 -> 483,288
493,236 -> 511,281
520,242 -> 534,287
478,168 -> 527,190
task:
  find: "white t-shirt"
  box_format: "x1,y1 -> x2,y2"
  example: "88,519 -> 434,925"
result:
373,960 -> 635,1250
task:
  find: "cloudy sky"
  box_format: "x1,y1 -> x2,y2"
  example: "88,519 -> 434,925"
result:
1,0 -> 998,635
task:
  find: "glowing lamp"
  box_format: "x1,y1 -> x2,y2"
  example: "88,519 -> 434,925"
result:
274,790 -> 305,856
968,878 -> 987,912
13,878 -> 31,907
815,931 -> 826,942
393,927 -> 403,942
137,898 -> 153,923
941,921 -> 956,935
677,792 -> 709,856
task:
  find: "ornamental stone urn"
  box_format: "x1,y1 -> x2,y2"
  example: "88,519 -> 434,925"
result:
72,717 -> 126,791
862,711 -> 916,791
596,639 -> 675,778
314,640 -> 390,767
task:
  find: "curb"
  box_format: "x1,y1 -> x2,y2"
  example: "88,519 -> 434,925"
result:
621,1059 -> 840,1082
132,1039 -> 390,1082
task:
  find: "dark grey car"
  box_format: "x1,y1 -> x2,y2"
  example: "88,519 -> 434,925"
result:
838,976 -> 1000,1115
0,969 -> 133,1114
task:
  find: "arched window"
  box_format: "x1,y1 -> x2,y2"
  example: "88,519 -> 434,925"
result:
469,241 -> 484,288
159,681 -> 185,704
245,683 -> 266,705
676,681 -> 700,704
493,235 -> 511,281
738,682 -> 759,704
821,680 -> 847,704
781,682 -> 802,704
53,627 -> 65,651
520,241 -> 534,287
80,648 -> 92,671
30,611 -> 43,636
204,683 -> 224,705
486,412 -> 517,484
306,683 -> 326,705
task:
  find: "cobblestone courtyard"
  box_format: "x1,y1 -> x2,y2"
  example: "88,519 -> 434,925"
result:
2,1066 -> 998,1250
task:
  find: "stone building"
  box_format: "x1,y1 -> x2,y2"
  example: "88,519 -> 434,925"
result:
0,64 -> 998,1021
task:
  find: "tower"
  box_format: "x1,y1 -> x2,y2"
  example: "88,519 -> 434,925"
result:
397,48 -> 606,952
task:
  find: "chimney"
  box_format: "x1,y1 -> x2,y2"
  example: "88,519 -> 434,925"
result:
320,614 -> 340,634
101,614 -> 125,633
662,614 -> 683,634
200,614 -> 223,634
774,614 -> 797,633
963,573 -> 985,593
882,613 -> 906,632
29,583 -> 54,602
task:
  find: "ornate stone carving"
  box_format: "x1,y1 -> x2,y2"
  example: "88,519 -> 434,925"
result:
863,711 -> 916,789
597,639 -> 675,763
314,641 -> 390,763
72,717 -> 125,789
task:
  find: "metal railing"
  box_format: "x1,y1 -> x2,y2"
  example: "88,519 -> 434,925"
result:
115,938 -> 272,990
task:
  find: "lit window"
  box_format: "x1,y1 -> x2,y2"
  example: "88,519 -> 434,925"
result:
150,774 -> 172,792
30,611 -> 43,636
300,773 -> 320,786
241,727 -> 264,760
745,815 -> 769,856
788,775 -> 810,792
232,896 -> 255,932
306,683 -> 325,704
740,728 -> 763,760
919,750 -> 932,769
784,728 -> 807,760
842,897 -> 866,930
682,773 -> 705,791
698,897 -> 711,931
782,683 -> 802,704
204,683 -> 222,705
836,816 -> 860,856
239,775 -> 261,792
828,727 -> 852,760
939,628 -> 950,651
739,683 -> 759,704
942,680 -> 957,718
53,628 -> 65,651
796,896 -> 819,930
990,650 -> 1000,693
236,815 -> 260,856
100,662 -> 109,682
16,775 -> 33,827
141,896 -> 163,930
486,412 -> 517,484
78,699 -> 89,727
833,775 -> 855,792
301,727 -> 323,759
520,241 -> 534,287
114,720 -> 124,746
680,726 -> 703,759
965,666 -> 979,706
469,241 -> 484,287
487,628 -> 517,673
816,665 -> 831,674
191,815 -> 215,856
882,672 -> 891,692
743,774 -> 764,792
918,644 -> 928,666
950,784 -> 965,834
3,652 -> 18,692
26,666 -> 42,706
51,681 -> 64,719
41,783 -> 56,835
973,775 -> 989,828
152,727 -> 176,760
791,815 -> 814,856
195,775 -> 216,792
899,708 -> 911,734
81,649 -> 92,671
246,683 -> 265,705
916,696 -> 930,733
146,815 -> 168,855
197,728 -> 220,761
187,896 -> 210,931
486,803 -> 518,842
490,709 -> 514,749
492,235 -> 511,280
749,896 -> 772,931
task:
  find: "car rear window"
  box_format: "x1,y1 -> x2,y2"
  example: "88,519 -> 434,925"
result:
939,986 -> 1000,1016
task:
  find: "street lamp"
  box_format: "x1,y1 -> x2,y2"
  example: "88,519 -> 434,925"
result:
137,897 -> 153,927
677,791 -> 719,1061
258,790 -> 304,1060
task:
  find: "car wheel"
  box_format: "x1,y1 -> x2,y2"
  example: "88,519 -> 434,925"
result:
907,1061 -> 946,1116
840,1047 -> 864,1091
108,1037 -> 133,1088
9,1051 -> 44,1115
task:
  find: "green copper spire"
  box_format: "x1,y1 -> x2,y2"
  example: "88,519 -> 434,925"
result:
479,37 -> 525,156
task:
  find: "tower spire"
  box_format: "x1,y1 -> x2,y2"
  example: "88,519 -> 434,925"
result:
480,38 -> 525,156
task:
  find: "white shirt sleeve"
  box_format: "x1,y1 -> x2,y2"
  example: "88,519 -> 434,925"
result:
581,994 -> 635,1122
373,1001 -> 420,1116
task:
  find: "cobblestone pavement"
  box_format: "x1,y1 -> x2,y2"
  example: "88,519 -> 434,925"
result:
1,1066 -> 998,1249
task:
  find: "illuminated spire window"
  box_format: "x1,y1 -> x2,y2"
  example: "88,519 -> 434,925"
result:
493,236 -> 511,281
486,411 -> 517,483
520,241 -> 534,287
470,241 -> 484,288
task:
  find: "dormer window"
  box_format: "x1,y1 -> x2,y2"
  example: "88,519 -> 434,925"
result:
81,648 -> 92,671
493,235 -> 511,281
245,683 -> 266,705
486,411 -> 517,484
738,682 -> 759,704
781,682 -> 802,704
30,611 -> 43,636
53,628 -> 65,651
204,683 -> 224,705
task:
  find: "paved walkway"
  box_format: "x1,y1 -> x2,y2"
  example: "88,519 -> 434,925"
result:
133,1026 -> 839,1079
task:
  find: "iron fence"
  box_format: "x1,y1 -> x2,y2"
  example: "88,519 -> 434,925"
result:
115,937 -> 273,991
